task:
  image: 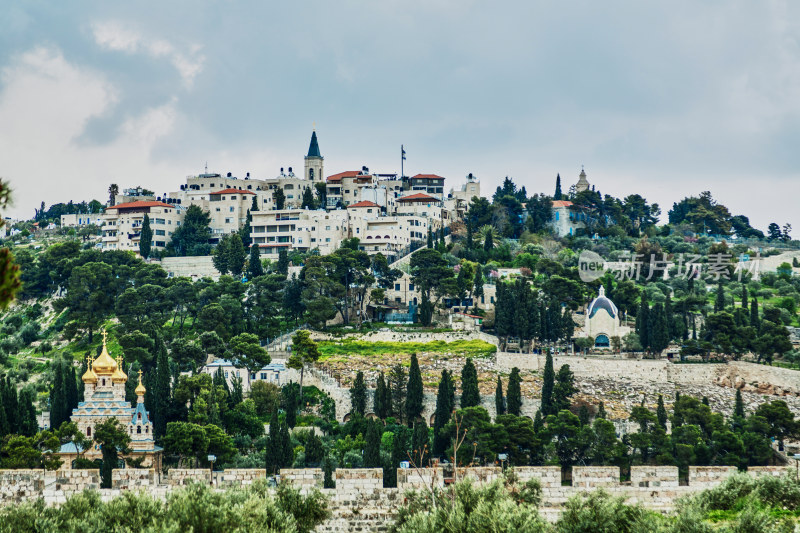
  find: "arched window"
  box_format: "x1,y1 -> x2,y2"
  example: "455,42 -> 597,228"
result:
87,426 -> 91,437
309,168 -> 314,180
137,426 -> 141,434
595,334 -> 610,347
102,379 -> 106,386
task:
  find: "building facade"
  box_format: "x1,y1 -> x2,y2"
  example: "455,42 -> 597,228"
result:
100,201 -> 183,252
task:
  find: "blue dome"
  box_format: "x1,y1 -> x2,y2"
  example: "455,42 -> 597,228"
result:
587,287 -> 618,319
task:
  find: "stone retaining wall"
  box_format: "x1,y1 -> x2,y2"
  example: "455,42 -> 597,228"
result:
335,468 -> 383,491
0,469 -> 45,502
514,466 -> 562,488
52,469 -> 100,492
688,466 -> 738,487
215,469 -> 266,487
746,466 -> 792,477
456,466 -> 502,485
112,469 -> 157,490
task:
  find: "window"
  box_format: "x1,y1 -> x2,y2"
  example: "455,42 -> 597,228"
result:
409,284 -> 414,291
155,218 -> 165,224
229,206 -> 234,212
137,426 -> 141,434
155,229 -> 165,236
224,371 -> 228,378
395,283 -> 401,291
216,208 -> 221,212
225,218 -> 232,223
260,373 -> 267,380
155,241 -> 165,247
87,427 -> 91,437
490,296 -> 495,303
325,226 -> 330,230
325,238 -> 331,242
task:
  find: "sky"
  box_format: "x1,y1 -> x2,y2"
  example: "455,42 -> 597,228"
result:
1,1 -> 799,233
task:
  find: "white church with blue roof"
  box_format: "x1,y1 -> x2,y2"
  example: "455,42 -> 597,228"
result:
581,286 -> 631,348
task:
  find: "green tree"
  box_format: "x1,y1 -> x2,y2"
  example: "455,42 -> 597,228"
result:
364,419 -> 381,468
288,330 -> 320,406
301,187 -> 315,210
168,204 -> 211,256
656,394 -> 668,429
94,418 -> 131,488
389,364 -> 407,422
714,280 -> 725,312
247,244 -> 264,279
273,188 -> 286,210
507,367 -> 522,416
212,234 -> 230,275
66,262 -> 117,341
152,340 -> 172,438
494,376 -> 505,417
553,364 -> 576,413
227,233 -> 247,278
405,354 -> 424,424
238,209 -> 252,249
410,420 -> 430,467
734,389 -> 745,419
374,372 -> 390,419
277,250 -> 289,276
460,358 -> 480,408
540,353 -> 555,416
432,369 -> 454,457
139,214 -> 152,259
350,371 -> 367,417
229,332 -> 271,373
554,174 -> 562,200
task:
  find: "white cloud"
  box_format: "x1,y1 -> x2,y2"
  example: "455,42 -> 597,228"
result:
90,21 -> 205,87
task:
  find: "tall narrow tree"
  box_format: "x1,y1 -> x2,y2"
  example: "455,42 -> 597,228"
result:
247,244 -> 264,279
540,353 -> 555,416
656,395 -> 668,428
554,174 -> 562,200
495,376 -> 505,417
139,214 -> 152,259
405,354 -> 423,424
507,367 -> 522,416
460,358 -> 480,408
432,370 -> 453,457
374,372 -> 390,419
714,280 -> 725,312
364,419 -> 381,467
350,371 -> 367,417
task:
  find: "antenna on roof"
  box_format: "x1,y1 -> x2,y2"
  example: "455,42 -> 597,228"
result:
205,161 -> 208,174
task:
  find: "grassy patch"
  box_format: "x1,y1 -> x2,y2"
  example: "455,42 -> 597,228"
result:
317,339 -> 496,359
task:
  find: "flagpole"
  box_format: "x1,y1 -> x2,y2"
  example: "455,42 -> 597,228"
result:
401,144 -> 404,179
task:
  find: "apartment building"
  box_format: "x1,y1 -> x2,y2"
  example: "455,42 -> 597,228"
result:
347,202 -> 429,261
101,201 -> 183,252
60,214 -> 104,227
250,208 -> 350,257
404,174 -> 445,198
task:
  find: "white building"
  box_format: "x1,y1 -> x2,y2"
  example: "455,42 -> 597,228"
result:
578,286 -> 631,348
202,359 -> 287,392
100,200 -> 183,252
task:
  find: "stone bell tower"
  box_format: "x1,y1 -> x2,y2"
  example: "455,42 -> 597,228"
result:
304,129 -> 324,183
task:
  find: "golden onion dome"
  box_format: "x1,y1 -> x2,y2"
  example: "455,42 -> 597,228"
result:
92,330 -> 117,375
111,355 -> 127,384
81,355 -> 98,384
135,370 -> 146,396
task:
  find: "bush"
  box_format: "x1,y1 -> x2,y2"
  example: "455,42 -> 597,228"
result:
0,336 -> 20,354
18,323 -> 39,346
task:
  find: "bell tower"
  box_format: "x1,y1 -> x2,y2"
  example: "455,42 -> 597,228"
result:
304,129 -> 324,183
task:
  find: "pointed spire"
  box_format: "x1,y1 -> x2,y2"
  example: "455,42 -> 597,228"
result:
307,130 -> 321,158
135,369 -> 146,398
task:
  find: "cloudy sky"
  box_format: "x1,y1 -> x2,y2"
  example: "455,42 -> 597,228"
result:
2,1 -> 799,232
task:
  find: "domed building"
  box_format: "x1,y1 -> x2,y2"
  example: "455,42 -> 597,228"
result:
580,286 -> 631,348
57,331 -> 162,470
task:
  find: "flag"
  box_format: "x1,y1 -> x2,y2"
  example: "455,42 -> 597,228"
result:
401,145 -> 406,160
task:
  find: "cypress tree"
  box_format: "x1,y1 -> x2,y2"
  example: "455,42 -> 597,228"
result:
364,419 -> 381,467
50,361 -> 65,430
554,174 -> 562,200
507,367 -> 522,416
648,303 -> 669,353
277,250 -> 289,276
540,353 -> 555,416
405,354 -> 423,424
714,280 -> 725,312
389,364 -> 407,422
656,394 -> 668,428
18,389 -> 38,436
239,209 -> 253,249
741,286 -> 749,312
460,358 -> 480,408
664,294 -> 675,340
280,420 -> 293,467
387,427 -> 408,488
374,372 -> 389,419
65,359 -> 78,414
427,227 -> 433,249
139,214 -> 152,259
247,244 -> 264,279
411,420 -> 430,467
597,402 -> 607,420
251,195 -> 259,212
266,409 -> 279,473
734,389 -> 745,419
702,396 -> 709,406
323,455 -> 335,488
432,370 -> 453,457
750,296 -> 759,331
578,405 -> 590,426
0,385 -> 8,437
495,376 -> 505,417
350,371 -> 367,416
553,364 -> 577,413
533,410 -> 543,433
153,339 -> 171,438
635,293 -> 650,351
483,230 -> 493,252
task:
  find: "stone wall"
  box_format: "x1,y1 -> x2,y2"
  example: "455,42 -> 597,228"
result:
215,469 -> 266,487
281,468 -> 323,489
630,466 -> 679,488
455,466 -> 502,485
166,468 -> 211,486
572,466 -> 619,489
688,466 -> 738,487
158,256 -> 219,280
746,466 -> 793,477
514,466 -> 562,488
112,469 -> 157,490
334,468 -> 383,491
397,467 -> 444,490
0,470 -> 44,503
52,469 -> 100,492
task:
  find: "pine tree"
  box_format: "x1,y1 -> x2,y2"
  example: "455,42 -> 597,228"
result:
597,402 -> 607,419
714,280 -> 725,312
410,420 -> 430,467
247,243 -> 264,279
578,405 -> 590,426
540,353 -> 555,416
734,389 -> 745,419
507,367 -> 522,416
483,230 -> 493,252
364,419 -> 381,467
494,376 -> 505,417
277,250 -> 289,276
554,174 -> 562,200
741,286 -> 749,313
139,214 -> 152,259
656,395 -> 668,428
153,339 -> 171,438
432,370 -> 453,457
460,358 -> 480,408
350,371 -> 367,416
226,233 -> 247,278
405,354 -> 423,424
374,372 -> 390,419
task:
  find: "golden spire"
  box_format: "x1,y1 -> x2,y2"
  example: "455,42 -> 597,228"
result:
92,327 -> 117,375
81,354 -> 98,384
135,369 -> 146,396
111,354 -> 128,384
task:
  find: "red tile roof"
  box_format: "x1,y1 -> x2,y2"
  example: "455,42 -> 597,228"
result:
109,201 -> 174,210
210,188 -> 255,195
551,200 -> 574,208
397,193 -> 439,202
411,173 -> 444,180
326,171 -> 361,182
347,201 -> 380,208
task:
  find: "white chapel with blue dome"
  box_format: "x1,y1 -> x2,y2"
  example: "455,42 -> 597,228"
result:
581,286 -> 631,348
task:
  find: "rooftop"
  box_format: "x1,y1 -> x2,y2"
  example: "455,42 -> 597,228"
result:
109,201 -> 173,210
552,200 -> 574,208
347,201 -> 381,208
397,192 -> 439,202
210,188 -> 256,195
327,171 -> 361,183
411,173 -> 445,180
